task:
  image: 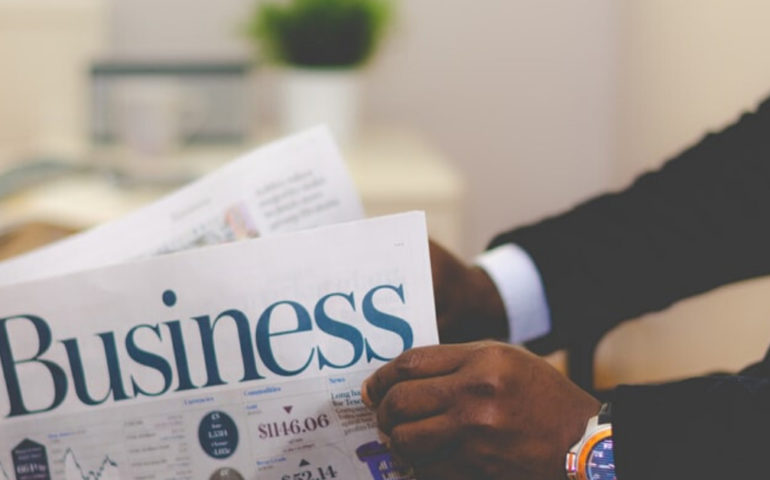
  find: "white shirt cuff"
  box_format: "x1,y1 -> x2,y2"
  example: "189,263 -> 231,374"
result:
475,244 -> 551,344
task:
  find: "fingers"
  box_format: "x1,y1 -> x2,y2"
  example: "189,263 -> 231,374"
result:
363,345 -> 468,408
376,376 -> 453,434
387,414 -> 460,465
413,459 -> 478,480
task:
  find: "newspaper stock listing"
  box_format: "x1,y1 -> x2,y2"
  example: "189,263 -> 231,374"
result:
0,128 -> 438,480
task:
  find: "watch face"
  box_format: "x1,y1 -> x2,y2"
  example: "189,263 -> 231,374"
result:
586,437 -> 615,480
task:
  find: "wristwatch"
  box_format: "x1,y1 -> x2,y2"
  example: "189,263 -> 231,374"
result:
565,402 -> 615,480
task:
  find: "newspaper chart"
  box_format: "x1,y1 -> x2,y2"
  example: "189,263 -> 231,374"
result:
0,212 -> 438,480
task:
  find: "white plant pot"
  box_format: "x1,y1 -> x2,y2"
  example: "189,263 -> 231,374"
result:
281,68 -> 361,145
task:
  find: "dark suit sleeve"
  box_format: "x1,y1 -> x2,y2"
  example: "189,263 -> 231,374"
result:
489,97 -> 770,354
612,374 -> 770,479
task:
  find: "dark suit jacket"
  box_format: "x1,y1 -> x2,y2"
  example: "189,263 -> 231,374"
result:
489,97 -> 770,479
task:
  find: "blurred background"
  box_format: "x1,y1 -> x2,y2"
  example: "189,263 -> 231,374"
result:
2,0 -> 770,390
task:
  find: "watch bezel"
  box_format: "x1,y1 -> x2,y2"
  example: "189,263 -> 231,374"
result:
576,424 -> 612,480
566,410 -> 614,480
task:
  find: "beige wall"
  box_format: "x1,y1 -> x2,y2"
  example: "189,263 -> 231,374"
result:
366,1 -> 770,386
595,0 -> 770,388
11,0 -> 770,386
614,0 -> 770,185
109,0 -> 620,257
0,0 -> 106,163
365,0 -> 619,256
104,0 -> 770,386
109,0 -> 252,59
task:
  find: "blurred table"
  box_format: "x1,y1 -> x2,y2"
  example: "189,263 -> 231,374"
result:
0,222 -> 76,261
346,129 -> 465,253
0,128 -> 466,255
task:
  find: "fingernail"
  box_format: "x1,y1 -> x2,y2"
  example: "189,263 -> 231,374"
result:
361,378 -> 373,408
378,430 -> 391,448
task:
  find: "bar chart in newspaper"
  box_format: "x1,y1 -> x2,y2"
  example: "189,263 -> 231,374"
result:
0,374 -> 412,480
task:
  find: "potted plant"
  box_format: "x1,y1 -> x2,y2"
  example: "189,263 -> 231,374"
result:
248,0 -> 393,143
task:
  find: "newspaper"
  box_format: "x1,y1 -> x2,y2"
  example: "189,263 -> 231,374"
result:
0,212 -> 437,480
0,126 -> 364,287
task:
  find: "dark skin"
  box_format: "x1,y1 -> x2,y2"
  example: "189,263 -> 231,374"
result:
363,241 -> 600,480
429,241 -> 510,344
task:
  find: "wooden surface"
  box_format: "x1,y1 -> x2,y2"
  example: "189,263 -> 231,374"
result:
0,222 -> 76,261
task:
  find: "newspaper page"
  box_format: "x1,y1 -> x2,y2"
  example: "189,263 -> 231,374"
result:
0,212 -> 437,480
0,126 -> 364,287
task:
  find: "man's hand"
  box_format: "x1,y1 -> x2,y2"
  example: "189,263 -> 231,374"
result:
362,341 -> 600,480
429,241 -> 508,343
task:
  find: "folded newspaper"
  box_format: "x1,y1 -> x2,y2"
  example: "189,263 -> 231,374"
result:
0,129 -> 439,480
0,127 -> 364,287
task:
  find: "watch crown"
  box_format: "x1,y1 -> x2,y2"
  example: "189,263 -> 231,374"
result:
565,452 -> 577,474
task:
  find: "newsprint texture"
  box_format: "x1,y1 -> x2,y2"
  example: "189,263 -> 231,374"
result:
0,129 -> 438,480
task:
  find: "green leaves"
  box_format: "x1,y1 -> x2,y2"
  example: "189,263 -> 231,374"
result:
248,0 -> 393,68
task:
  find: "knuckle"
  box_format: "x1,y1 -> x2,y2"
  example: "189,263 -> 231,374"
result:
378,384 -> 415,433
382,383 -> 410,417
460,403 -> 502,435
394,349 -> 424,377
367,377 -> 387,406
463,374 -> 504,398
388,425 -> 413,453
477,341 -> 509,359
421,379 -> 449,402
376,403 -> 390,433
413,463 -> 454,480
